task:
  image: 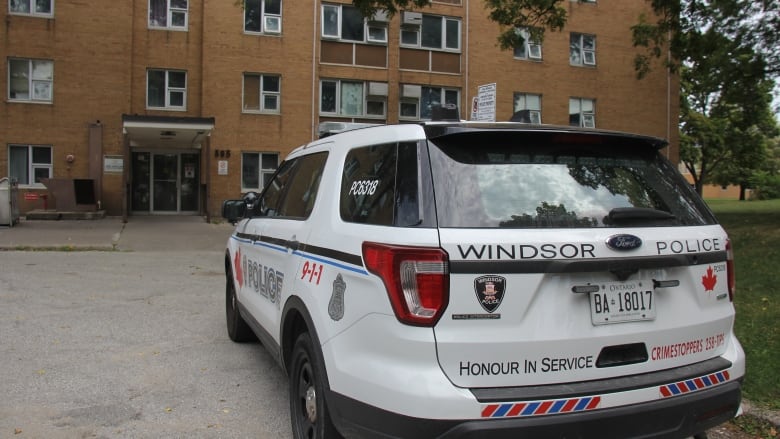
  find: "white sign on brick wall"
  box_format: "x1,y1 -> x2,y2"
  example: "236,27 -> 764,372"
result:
475,83 -> 497,122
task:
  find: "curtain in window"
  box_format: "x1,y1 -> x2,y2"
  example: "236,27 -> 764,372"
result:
9,147 -> 29,185
243,74 -> 260,110
149,0 -> 167,27
570,35 -> 582,64
322,6 -> 338,37
340,82 -> 363,116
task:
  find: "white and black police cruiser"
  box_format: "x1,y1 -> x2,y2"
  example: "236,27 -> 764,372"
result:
221,115 -> 744,438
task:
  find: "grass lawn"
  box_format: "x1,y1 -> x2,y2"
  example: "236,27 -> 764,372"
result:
706,199 -> 780,410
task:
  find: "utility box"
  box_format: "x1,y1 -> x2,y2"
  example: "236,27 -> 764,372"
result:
0,177 -> 20,226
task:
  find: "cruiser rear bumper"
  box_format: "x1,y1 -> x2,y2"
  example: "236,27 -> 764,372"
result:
328,379 -> 741,439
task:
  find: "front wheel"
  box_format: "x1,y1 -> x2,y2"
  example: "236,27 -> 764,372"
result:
289,332 -> 341,439
225,268 -> 255,342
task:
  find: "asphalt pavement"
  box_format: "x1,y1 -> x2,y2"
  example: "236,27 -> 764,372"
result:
0,216 -> 234,252
1,216 -> 777,438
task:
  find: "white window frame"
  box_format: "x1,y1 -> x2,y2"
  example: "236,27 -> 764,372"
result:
8,0 -> 53,17
569,97 -> 595,128
399,84 -> 460,121
242,73 -> 281,114
241,151 -> 279,191
8,58 -> 53,103
146,69 -> 187,110
244,0 -> 282,35
401,14 -> 460,52
148,0 -> 188,30
319,79 -> 387,118
512,92 -> 542,123
8,144 -> 52,187
321,3 -> 387,44
513,28 -> 542,60
570,33 -> 596,66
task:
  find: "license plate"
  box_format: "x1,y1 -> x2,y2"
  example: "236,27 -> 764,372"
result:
589,280 -> 655,325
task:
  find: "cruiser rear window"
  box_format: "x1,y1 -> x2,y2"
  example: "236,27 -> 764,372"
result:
427,131 -> 716,228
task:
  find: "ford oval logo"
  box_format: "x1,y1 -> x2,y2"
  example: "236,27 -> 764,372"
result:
606,234 -> 643,251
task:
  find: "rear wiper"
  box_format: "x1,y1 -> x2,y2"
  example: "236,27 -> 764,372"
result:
606,207 -> 677,224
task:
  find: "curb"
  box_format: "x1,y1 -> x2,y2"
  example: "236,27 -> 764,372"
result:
741,400 -> 780,428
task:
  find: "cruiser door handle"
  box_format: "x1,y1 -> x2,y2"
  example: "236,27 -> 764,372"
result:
287,239 -> 300,251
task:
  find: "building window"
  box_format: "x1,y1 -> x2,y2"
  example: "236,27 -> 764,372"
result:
9,144 -> 52,186
569,97 -> 595,128
570,33 -> 596,66
147,69 -> 187,110
244,0 -> 281,34
243,73 -> 280,113
513,28 -> 542,60
321,3 -> 387,44
8,58 -> 53,102
399,84 -> 459,120
320,80 -> 387,118
242,152 -> 279,191
149,0 -> 188,30
512,93 -> 542,123
401,13 -> 460,51
9,0 -> 53,16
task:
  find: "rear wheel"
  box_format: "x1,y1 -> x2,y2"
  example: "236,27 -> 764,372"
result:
225,269 -> 254,342
289,332 -> 341,439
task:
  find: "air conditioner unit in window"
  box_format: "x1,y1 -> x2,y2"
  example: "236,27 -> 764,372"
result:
401,84 -> 421,99
402,11 -> 422,26
368,82 -> 388,97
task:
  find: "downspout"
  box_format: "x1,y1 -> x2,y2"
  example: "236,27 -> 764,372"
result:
465,0 -> 469,118
311,1 -> 318,141
666,29 -> 672,160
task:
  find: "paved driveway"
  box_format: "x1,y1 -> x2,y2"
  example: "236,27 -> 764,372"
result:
0,250 -> 292,438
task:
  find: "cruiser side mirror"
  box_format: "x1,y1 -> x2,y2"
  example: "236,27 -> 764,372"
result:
221,199 -> 246,225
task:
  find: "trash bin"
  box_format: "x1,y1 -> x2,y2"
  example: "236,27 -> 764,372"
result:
0,177 -> 20,226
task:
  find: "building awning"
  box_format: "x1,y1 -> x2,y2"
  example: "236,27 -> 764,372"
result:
122,114 -> 215,149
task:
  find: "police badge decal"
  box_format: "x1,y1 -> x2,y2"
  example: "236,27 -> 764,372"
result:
328,273 -> 346,321
474,275 -> 506,313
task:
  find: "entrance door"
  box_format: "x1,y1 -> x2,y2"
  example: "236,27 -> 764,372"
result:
153,154 -> 178,212
131,151 -> 200,214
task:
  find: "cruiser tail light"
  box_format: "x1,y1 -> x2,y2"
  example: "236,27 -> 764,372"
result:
726,239 -> 735,302
362,242 -> 449,326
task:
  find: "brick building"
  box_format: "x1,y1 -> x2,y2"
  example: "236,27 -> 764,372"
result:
1,0 -> 678,219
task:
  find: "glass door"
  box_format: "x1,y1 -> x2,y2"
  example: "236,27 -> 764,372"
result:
152,154 -> 178,212
132,151 -> 200,214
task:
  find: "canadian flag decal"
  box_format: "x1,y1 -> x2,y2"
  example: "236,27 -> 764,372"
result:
702,266 -> 717,291
234,248 -> 243,288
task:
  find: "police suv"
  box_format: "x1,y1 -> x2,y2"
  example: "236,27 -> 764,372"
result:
221,121 -> 744,439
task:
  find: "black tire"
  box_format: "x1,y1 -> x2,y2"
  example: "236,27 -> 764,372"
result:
289,332 -> 341,439
226,268 -> 255,342
693,434 -> 708,439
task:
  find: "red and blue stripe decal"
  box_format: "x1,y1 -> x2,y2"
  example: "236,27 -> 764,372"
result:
481,396 -> 601,418
659,370 -> 730,398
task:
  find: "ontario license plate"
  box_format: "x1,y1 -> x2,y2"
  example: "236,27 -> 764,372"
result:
589,280 -> 656,325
